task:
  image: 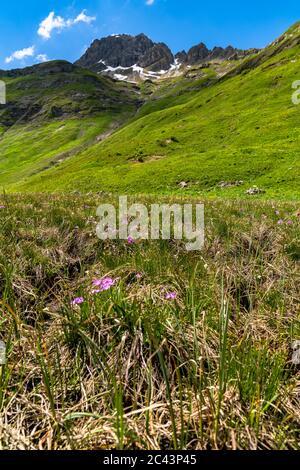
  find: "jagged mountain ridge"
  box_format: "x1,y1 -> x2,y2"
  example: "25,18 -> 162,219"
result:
75,33 -> 259,81
176,43 -> 259,64
75,34 -> 174,74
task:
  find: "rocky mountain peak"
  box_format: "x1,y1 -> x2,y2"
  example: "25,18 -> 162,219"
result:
186,42 -> 210,64
75,33 -> 174,73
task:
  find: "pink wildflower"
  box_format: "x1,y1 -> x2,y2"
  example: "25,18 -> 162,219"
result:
92,277 -> 115,293
165,292 -> 177,300
71,297 -> 84,306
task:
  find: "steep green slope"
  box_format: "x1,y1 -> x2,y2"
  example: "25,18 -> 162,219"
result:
0,118 -> 113,186
2,24 -> 300,199
0,61 -> 141,188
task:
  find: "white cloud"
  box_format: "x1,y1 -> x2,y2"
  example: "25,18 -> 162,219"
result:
73,11 -> 96,25
146,0 -> 155,5
36,54 -> 49,63
38,12 -> 65,40
38,10 -> 96,40
5,46 -> 35,64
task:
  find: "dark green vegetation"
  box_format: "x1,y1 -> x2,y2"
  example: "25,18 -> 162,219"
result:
0,194 -> 299,449
0,24 -> 299,197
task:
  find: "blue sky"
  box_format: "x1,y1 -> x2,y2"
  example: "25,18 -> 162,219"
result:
0,0 -> 300,69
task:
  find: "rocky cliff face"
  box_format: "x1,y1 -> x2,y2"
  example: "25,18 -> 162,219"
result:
186,42 -> 210,64
139,42 -> 174,70
75,34 -> 174,73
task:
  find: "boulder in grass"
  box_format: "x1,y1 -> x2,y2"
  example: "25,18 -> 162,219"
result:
246,186 -> 266,195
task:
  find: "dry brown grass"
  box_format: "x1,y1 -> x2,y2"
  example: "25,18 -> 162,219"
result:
0,194 -> 299,449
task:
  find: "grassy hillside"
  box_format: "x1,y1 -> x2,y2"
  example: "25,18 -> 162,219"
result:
0,193 -> 299,449
1,26 -> 300,198
0,61 -> 141,189
0,118 -> 113,186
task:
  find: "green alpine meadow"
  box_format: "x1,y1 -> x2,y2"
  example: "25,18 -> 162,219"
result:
1,22 -> 300,197
0,7 -> 299,452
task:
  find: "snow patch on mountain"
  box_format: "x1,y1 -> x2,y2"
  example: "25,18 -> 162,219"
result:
97,58 -> 183,82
